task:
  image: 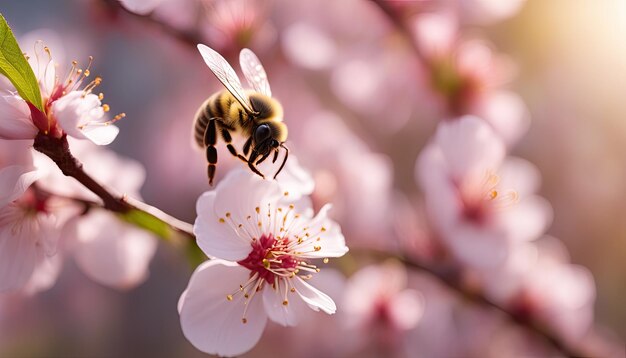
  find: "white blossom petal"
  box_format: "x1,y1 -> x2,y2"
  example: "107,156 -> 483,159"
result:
194,191 -> 252,261
435,115 -> 505,180
293,276 -> 336,314
0,205 -> 57,292
81,125 -> 120,146
262,279 -> 307,327
119,0 -> 164,15
52,91 -> 118,145
179,260 -> 268,357
0,95 -> 38,140
293,204 -> 348,259
0,166 -> 40,209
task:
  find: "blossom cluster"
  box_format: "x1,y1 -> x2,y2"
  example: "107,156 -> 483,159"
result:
0,34 -> 157,294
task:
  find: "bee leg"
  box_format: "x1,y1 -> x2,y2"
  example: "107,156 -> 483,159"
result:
242,137 -> 253,157
204,118 -> 219,186
273,144 -> 289,179
247,150 -> 265,179
218,124 -> 248,163
272,150 -> 279,164
255,151 -> 271,165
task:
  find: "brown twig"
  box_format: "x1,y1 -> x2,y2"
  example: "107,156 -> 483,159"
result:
33,133 -> 195,240
100,0 -> 203,47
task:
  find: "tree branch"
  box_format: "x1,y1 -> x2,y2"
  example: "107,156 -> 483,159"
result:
33,133 -> 195,241
100,0 -> 203,48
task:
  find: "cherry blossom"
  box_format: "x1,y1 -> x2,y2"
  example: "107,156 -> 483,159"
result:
0,188 -> 58,293
179,169 -> 348,356
416,116 -> 552,269
413,12 -> 529,145
343,261 -> 424,348
0,41 -> 121,145
0,140 -> 40,209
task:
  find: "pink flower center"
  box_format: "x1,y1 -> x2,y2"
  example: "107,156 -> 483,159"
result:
237,233 -> 299,285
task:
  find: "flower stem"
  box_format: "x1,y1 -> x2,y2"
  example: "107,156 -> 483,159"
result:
32,133 -> 195,242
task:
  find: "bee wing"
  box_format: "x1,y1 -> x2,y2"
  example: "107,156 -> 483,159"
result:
239,48 -> 272,97
197,44 -> 255,114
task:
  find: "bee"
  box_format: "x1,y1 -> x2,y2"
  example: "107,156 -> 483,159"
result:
194,44 -> 289,186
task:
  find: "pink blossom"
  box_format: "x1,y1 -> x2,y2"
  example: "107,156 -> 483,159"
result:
0,41 -> 120,145
179,169 -> 348,356
344,261 -> 424,348
0,140 -> 40,209
0,188 -> 58,293
483,238 -> 596,343
413,13 -> 528,145
416,116 -> 552,269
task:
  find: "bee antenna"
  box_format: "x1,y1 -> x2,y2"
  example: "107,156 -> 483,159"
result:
273,144 -> 289,180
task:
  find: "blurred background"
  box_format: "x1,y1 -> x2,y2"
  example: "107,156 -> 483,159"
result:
1,0 -> 626,356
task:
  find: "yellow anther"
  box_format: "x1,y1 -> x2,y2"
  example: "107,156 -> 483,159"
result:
282,300 -> 289,306
262,259 -> 270,268
226,294 -> 233,301
225,212 -> 231,218
255,207 -> 260,213
242,318 -> 248,324
314,246 -> 321,251
102,104 -> 110,112
219,218 -> 225,223
323,258 -> 329,264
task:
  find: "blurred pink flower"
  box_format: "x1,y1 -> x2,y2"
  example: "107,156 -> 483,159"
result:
416,116 -> 552,269
0,41 -> 120,145
201,0 -> 276,53
70,210 -> 157,289
0,188 -> 58,293
457,0 -> 527,24
343,261 -> 424,348
483,238 -> 595,343
179,169 -> 348,356
0,140 -> 40,208
413,13 -> 528,145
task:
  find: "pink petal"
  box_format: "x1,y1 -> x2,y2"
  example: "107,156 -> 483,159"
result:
73,210 -> 157,289
179,260 -> 267,357
194,191 -> 252,261
262,279 -> 306,327
478,91 -> 530,146
213,169 -> 283,225
435,116 -> 505,180
119,0 -> 164,15
82,125 -> 120,146
0,166 -> 40,209
0,95 -> 38,140
498,195 -> 553,242
292,204 -> 349,259
388,289 -> 425,330
0,206 -> 56,292
293,276 -> 336,314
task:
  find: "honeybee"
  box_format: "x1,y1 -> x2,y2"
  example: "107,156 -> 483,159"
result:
193,44 -> 289,186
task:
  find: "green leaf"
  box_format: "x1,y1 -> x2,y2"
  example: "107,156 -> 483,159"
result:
0,13 -> 44,111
